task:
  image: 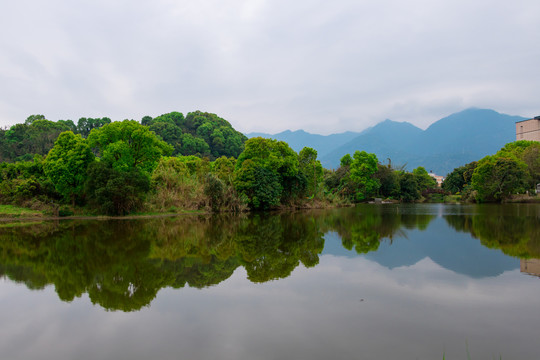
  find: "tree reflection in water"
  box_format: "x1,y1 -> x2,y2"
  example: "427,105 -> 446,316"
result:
443,204 -> 540,258
0,204 -> 538,311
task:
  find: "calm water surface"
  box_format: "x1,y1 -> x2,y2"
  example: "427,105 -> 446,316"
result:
1,204 -> 539,359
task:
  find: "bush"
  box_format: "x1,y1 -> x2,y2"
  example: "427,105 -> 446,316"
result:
58,206 -> 74,217
204,173 -> 225,212
85,162 -> 150,215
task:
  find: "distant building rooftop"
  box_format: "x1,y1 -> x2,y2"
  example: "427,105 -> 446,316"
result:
428,172 -> 444,187
516,117 -> 540,141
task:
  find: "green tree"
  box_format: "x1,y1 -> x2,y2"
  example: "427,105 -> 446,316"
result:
43,132 -> 95,206
399,172 -> 420,202
234,137 -> 299,208
495,141 -> 540,191
204,173 -> 225,212
374,164 -> 400,198
234,159 -> 282,210
522,145 -> 540,189
349,150 -> 380,202
211,156 -> 236,185
85,161 -> 150,215
57,119 -> 77,133
150,111 -> 185,127
340,153 -> 353,167
412,166 -> 437,192
76,117 -> 111,138
24,114 -> 46,125
27,119 -> 71,155
179,133 -> 211,156
442,161 -> 477,193
148,121 -> 182,154
298,147 -> 323,197
471,155 -> 529,202
141,115 -> 153,126
0,156 -> 58,205
88,120 -> 173,174
146,111 -> 247,159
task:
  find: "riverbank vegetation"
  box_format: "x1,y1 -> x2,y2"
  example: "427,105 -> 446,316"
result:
1,112 -> 538,216
0,112 -> 445,216
442,140 -> 540,202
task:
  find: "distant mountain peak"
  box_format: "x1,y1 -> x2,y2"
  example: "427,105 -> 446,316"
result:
363,119 -> 422,135
247,108 -> 527,175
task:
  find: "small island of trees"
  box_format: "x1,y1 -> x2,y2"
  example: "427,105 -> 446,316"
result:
0,111 -> 538,217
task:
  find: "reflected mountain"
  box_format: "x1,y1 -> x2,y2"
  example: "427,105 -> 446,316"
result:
364,218 -> 518,278
322,205 -> 521,278
0,203 -> 538,311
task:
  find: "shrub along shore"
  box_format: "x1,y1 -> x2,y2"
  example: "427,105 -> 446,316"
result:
1,112 -> 538,218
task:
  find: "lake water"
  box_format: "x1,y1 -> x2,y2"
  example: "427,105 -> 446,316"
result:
1,204 -> 539,359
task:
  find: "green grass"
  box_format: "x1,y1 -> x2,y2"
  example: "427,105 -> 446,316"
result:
0,221 -> 44,228
0,205 -> 44,218
443,194 -> 462,203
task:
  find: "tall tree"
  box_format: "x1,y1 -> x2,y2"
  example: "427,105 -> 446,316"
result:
87,120 -> 173,174
77,117 -> 111,138
472,155 -> 528,202
349,150 -> 380,202
298,147 -> 323,197
412,166 -> 437,192
43,131 -> 95,206
442,161 -> 477,193
234,137 -> 300,209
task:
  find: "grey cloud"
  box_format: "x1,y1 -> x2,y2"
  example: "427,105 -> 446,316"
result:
0,0 -> 538,133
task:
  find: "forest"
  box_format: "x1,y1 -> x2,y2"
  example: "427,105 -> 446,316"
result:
0,111 -> 539,216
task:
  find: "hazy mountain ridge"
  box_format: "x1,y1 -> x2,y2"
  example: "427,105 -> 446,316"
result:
247,108 -> 526,175
246,129 -> 361,155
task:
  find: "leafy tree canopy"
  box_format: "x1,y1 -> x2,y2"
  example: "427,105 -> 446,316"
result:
472,155 -> 529,202
236,137 -> 299,177
87,120 -> 173,174
43,131 -> 95,205
143,111 -> 247,159
412,166 -> 437,192
349,150 -> 380,201
442,161 -> 477,193
298,147 -> 323,196
76,117 -> 111,138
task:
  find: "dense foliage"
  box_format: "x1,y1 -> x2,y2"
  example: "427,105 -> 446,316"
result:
0,115 -> 111,162
43,132 -> 95,206
144,111 -> 247,159
6,111 -> 537,215
443,140 -> 540,202
234,137 -> 304,209
324,152 -> 437,203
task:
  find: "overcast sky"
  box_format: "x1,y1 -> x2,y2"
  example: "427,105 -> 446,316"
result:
1,0 -> 538,134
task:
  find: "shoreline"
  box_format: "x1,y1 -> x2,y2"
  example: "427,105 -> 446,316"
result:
0,211 -> 205,223
1,198 -> 539,223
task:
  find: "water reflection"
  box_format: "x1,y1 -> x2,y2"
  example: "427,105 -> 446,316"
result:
443,204 -> 540,258
0,204 -> 538,311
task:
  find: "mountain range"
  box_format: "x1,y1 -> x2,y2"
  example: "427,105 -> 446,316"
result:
246,108 -> 526,175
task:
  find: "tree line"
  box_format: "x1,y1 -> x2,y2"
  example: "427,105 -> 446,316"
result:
442,140 -> 540,202
3,110 -> 536,216
0,112 -> 442,215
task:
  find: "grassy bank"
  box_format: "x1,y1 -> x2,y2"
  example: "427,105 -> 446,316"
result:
0,205 -> 44,218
